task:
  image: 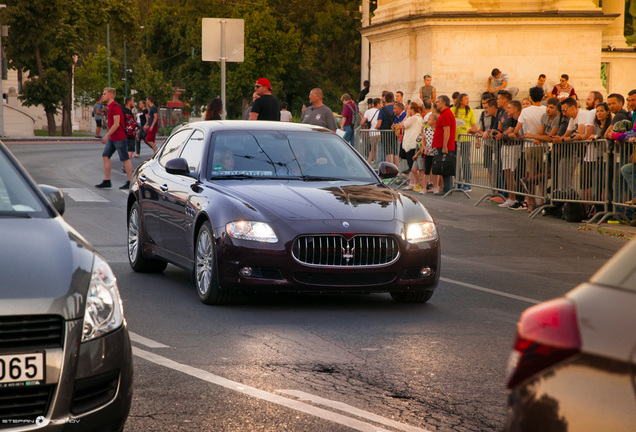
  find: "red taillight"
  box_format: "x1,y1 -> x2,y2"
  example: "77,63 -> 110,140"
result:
506,298 -> 581,389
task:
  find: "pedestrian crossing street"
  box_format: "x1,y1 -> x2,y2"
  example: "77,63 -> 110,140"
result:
62,188 -> 119,202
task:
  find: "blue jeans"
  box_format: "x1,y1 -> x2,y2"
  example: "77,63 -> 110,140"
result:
343,125 -> 354,146
102,138 -> 130,161
620,163 -> 635,196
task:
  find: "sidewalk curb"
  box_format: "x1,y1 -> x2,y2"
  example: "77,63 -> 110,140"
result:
584,222 -> 635,240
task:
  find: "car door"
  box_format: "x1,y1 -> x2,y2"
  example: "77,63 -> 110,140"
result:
157,129 -> 205,265
140,129 -> 193,252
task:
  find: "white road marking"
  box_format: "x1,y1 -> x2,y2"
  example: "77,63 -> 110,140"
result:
62,188 -> 109,202
128,332 -> 170,348
440,277 -> 541,304
275,390 -> 430,432
133,347 -> 406,432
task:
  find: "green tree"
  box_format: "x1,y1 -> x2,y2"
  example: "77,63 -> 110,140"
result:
131,54 -> 173,106
4,0 -> 139,135
75,46 -> 123,106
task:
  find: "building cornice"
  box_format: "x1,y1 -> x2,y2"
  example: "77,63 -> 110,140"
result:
360,12 -> 619,38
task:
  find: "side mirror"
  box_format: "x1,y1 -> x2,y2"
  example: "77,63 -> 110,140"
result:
39,184 -> 65,216
165,158 -> 190,175
377,161 -> 398,179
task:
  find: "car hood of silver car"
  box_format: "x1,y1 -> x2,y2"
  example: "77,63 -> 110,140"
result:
0,217 -> 95,319
211,181 -> 429,222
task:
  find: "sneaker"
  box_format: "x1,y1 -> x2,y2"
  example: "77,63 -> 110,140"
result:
95,180 -> 112,189
498,199 -> 515,208
413,185 -> 423,192
426,182 -> 433,190
490,196 -> 505,203
461,185 -> 472,192
119,181 -> 131,190
509,201 -> 527,211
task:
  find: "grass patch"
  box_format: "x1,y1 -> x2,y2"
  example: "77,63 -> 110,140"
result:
34,130 -> 94,137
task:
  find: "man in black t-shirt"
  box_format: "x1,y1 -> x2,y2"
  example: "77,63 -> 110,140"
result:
249,78 -> 280,121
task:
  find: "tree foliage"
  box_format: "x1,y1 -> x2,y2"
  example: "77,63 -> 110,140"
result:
4,0 -> 362,131
131,54 -> 173,106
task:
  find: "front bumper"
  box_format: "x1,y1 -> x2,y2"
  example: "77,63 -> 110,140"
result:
216,233 -> 441,293
0,322 -> 133,431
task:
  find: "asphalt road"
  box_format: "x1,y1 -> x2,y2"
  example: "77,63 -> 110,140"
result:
7,141 -> 628,432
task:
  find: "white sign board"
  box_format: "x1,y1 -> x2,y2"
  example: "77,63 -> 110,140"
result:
202,18 -> 244,62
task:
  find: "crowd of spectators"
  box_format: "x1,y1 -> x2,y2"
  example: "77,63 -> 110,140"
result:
355,71 -> 636,226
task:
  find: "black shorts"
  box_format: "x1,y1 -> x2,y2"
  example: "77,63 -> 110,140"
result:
404,149 -> 416,171
95,119 -> 102,128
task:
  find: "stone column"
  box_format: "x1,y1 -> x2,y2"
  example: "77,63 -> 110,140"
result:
602,0 -> 628,48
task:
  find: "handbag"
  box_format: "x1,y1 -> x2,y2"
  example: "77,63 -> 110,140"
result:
431,153 -> 456,176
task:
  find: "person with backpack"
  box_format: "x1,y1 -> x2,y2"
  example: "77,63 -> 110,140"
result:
339,93 -> 359,146
375,91 -> 396,164
123,97 -> 139,160
95,87 -> 133,190
92,99 -> 103,138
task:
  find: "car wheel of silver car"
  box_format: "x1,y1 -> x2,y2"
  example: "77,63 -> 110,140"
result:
195,222 -> 233,305
128,202 -> 168,273
390,290 -> 433,304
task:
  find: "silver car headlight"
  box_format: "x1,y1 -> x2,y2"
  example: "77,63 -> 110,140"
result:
226,221 -> 278,243
82,255 -> 124,342
406,221 -> 438,243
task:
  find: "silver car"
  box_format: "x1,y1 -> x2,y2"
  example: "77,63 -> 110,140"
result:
0,142 -> 133,431
505,239 -> 636,431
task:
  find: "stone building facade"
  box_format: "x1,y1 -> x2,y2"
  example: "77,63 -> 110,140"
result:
361,0 -> 636,103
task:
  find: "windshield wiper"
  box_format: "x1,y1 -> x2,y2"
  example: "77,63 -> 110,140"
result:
0,211 -> 33,218
302,176 -> 349,182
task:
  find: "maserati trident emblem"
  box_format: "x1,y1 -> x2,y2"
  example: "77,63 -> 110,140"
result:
342,241 -> 355,263
342,221 -> 350,228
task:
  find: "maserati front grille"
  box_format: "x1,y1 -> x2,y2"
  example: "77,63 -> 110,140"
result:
292,235 -> 400,267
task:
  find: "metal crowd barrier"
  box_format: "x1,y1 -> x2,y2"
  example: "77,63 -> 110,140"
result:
452,135 -> 629,223
600,140 -> 636,223
355,129 -> 401,168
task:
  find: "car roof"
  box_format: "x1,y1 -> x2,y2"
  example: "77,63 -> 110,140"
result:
178,120 -> 334,134
590,239 -> 636,292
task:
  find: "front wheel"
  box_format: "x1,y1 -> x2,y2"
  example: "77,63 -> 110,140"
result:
194,222 -> 233,305
390,290 -> 433,304
128,202 -> 167,273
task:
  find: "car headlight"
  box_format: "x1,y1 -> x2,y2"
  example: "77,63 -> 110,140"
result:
226,221 -> 278,243
406,221 -> 438,243
82,255 -> 124,342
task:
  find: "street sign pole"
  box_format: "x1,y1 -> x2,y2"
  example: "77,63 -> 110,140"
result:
202,18 -> 244,120
220,20 -> 226,120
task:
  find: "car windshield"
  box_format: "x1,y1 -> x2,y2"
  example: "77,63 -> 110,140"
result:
0,149 -> 48,218
207,130 -> 377,182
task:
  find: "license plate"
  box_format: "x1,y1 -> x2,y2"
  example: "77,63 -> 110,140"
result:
0,353 -> 45,386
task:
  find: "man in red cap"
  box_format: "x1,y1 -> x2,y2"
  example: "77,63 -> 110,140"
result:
249,78 -> 280,121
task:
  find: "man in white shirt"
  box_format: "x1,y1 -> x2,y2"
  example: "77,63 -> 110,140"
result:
280,102 -> 293,122
360,98 -> 380,165
511,87 -> 546,210
553,97 -> 587,190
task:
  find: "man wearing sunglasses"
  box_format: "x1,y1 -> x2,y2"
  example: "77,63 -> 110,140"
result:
249,78 -> 280,121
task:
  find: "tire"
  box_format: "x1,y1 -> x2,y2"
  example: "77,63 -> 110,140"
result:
390,290 -> 434,304
127,202 -> 168,273
194,222 -> 233,305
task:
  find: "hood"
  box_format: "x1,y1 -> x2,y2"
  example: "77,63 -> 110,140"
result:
0,218 -> 95,319
218,182 -> 402,221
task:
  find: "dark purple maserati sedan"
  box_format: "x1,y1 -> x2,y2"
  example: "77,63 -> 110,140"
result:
127,121 -> 440,305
